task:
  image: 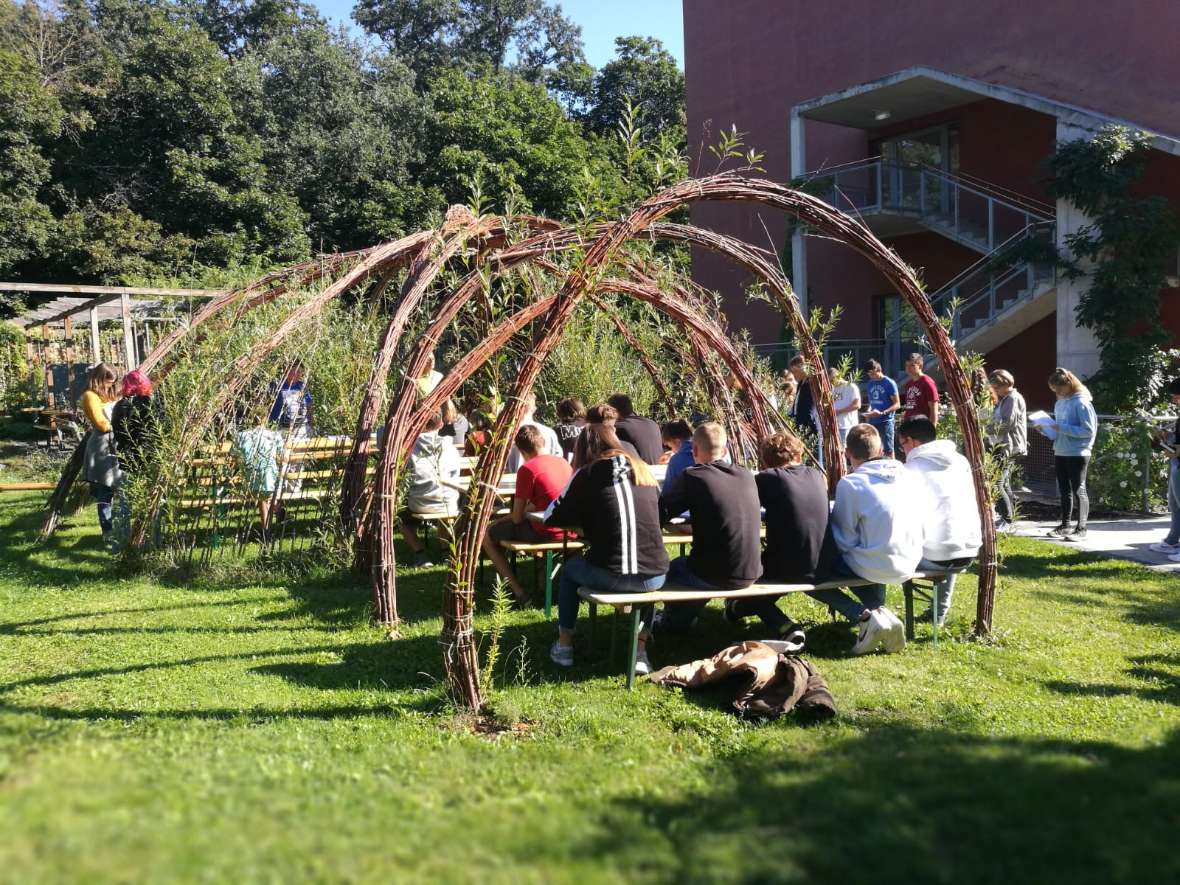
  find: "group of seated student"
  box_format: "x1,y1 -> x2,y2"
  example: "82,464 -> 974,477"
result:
538,415 -> 981,675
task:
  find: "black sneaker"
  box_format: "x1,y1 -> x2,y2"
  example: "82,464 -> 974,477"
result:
1046,524 -> 1071,538
1064,527 -> 1088,541
777,619 -> 806,651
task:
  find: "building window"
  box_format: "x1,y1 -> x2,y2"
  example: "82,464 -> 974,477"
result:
876,124 -> 960,173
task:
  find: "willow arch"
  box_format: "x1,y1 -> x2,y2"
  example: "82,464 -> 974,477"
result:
92,171 -> 994,714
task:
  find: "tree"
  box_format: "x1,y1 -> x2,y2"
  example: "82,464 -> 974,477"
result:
353,0 -> 583,86
422,69 -> 615,218
586,36 -> 684,137
230,20 -> 437,250
178,0 -> 318,57
0,45 -> 62,276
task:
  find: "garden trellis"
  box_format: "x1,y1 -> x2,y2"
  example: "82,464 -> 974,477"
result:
44,172 -> 997,712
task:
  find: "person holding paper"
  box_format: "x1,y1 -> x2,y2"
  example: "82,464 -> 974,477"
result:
1148,377 -> 1180,560
1036,368 -> 1097,540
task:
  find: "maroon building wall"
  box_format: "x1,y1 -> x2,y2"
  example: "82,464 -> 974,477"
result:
684,0 -> 1180,343
984,313 -> 1058,412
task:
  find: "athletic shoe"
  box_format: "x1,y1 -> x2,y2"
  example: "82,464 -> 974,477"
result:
549,641 -> 573,667
994,518 -> 1012,533
850,611 -> 888,656
876,607 -> 906,653
1046,524 -> 1071,538
1169,552 -> 1180,564
1149,542 -> 1180,554
722,599 -> 745,626
777,619 -> 807,652
633,647 -> 653,676
1064,528 -> 1088,542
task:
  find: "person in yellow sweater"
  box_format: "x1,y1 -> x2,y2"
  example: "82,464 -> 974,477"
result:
80,363 -> 123,540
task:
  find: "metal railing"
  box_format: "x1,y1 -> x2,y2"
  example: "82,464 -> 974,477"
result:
806,158 -> 1055,253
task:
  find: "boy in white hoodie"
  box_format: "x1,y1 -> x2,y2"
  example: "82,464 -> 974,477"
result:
808,423 -> 925,654
400,411 -> 462,567
898,417 -> 982,625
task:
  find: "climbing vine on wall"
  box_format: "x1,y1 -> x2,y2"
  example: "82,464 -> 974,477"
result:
1048,126 -> 1180,411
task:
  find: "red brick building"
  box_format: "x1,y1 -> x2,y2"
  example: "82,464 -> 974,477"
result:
684,0 -> 1180,408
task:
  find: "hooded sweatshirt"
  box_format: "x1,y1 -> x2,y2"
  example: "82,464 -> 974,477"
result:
903,439 -> 982,562
406,431 -> 461,513
1053,392 -> 1097,457
830,457 -> 926,584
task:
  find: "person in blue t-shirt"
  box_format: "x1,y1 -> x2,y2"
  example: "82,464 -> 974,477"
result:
661,419 -> 695,484
861,358 -> 900,457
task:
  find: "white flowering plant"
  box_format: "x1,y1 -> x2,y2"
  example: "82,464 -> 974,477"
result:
1088,416 -> 1171,512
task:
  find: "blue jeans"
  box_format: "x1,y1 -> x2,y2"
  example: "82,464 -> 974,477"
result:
806,552 -> 884,623
90,482 -> 114,534
558,555 -> 665,632
1166,460 -> 1180,546
870,417 -> 895,456
916,556 -> 966,615
658,556 -> 721,631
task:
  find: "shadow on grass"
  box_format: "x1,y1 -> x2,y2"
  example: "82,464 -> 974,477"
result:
578,722 -> 1180,883
1045,654 -> 1180,707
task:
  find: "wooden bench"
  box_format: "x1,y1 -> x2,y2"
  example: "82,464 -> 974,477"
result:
579,568 -> 965,688
498,537 -> 585,618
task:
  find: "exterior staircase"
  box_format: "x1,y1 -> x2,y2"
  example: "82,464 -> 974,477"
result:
806,158 -> 1058,374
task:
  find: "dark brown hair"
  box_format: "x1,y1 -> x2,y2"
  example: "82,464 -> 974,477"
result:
556,397 -> 586,422
585,403 -> 619,426
84,363 -> 120,402
514,424 -> 545,456
573,423 -> 655,486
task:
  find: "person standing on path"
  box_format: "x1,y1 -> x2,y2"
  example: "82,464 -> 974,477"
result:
902,353 -> 940,425
987,370 -> 1027,531
1037,367 -> 1097,541
1148,377 -> 1180,561
829,366 -> 861,448
861,359 -> 900,458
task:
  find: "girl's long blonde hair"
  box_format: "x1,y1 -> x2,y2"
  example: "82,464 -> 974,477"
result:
1048,367 -> 1089,397
573,423 -> 656,487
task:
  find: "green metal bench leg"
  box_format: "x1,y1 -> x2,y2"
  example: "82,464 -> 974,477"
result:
543,550 -> 554,619
626,606 -> 642,691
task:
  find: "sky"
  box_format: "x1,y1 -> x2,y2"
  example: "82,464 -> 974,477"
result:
310,0 -> 685,70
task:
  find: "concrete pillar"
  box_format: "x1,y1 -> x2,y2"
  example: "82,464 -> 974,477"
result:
1053,120 -> 1102,379
789,110 -> 808,318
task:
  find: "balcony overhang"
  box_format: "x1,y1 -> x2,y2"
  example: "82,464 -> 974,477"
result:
793,66 -> 1180,157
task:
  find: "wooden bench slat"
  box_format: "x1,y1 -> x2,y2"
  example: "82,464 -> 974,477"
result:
500,540 -> 584,552
578,570 -> 957,607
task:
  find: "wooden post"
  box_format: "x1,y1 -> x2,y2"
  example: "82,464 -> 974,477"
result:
89,307 -> 101,365
121,293 -> 137,369
63,316 -> 74,365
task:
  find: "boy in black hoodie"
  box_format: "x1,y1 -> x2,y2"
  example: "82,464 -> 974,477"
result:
656,423 -> 762,631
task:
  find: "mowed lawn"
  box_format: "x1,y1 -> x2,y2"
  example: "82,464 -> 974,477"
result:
0,488 -> 1178,884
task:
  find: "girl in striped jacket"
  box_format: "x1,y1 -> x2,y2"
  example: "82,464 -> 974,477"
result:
544,424 -> 670,675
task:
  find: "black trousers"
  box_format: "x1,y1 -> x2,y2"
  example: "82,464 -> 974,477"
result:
1055,455 -> 1090,528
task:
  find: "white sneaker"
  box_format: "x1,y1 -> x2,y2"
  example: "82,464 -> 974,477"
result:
877,607 -> 906,653
1149,542 -> 1180,554
851,612 -> 887,655
633,647 -> 652,676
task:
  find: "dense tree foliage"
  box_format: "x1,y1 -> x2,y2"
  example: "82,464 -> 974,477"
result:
0,0 -> 686,306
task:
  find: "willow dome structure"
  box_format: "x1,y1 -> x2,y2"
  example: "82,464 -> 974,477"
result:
58,172 -> 998,711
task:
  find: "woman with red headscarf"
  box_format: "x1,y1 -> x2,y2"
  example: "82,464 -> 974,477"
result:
112,369 -> 160,476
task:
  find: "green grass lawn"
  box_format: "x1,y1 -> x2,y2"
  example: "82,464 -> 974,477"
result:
0,481 -> 1178,883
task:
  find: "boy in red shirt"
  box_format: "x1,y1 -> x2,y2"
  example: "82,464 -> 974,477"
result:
902,353 -> 940,425
481,425 -> 573,604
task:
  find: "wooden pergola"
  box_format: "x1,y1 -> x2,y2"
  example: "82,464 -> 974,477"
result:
5,282 -> 222,370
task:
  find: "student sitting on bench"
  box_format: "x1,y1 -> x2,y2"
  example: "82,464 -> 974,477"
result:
481,425 -> 574,605
808,423 -> 925,655
583,403 -> 640,460
544,424 -> 669,675
661,419 -> 694,480
897,416 -> 981,625
655,422 -> 762,632
738,431 -> 833,646
400,411 -> 461,567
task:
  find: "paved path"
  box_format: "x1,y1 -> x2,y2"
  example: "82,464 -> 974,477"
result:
1011,516 -> 1180,573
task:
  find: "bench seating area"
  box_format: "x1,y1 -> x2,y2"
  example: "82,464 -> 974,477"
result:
579,569 -> 964,688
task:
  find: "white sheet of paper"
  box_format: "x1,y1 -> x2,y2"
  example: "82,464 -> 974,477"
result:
1028,410 -> 1058,441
